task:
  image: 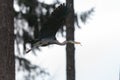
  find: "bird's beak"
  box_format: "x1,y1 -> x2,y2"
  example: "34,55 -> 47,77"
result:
74,42 -> 81,44
69,41 -> 82,45
74,41 -> 82,46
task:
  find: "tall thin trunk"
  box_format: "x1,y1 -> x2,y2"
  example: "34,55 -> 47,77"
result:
0,0 -> 15,80
66,0 -> 75,80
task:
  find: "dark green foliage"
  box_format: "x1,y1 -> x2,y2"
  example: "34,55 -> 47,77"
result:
14,0 -> 59,52
80,8 -> 94,23
14,0 -> 60,79
16,56 -> 41,72
16,56 -> 49,80
14,0 -> 94,79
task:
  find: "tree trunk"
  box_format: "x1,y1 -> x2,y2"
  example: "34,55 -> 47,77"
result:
66,0 -> 75,80
0,0 -> 15,80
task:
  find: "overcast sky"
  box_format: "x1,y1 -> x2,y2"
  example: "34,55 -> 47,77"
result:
19,0 -> 120,80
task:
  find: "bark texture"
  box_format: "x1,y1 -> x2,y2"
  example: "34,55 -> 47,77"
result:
66,0 -> 75,80
0,0 -> 15,80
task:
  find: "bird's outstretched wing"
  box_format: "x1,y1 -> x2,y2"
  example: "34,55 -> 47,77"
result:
39,4 -> 69,39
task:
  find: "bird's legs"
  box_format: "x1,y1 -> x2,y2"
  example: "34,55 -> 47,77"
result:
26,45 -> 39,53
54,40 -> 81,45
26,41 -> 48,53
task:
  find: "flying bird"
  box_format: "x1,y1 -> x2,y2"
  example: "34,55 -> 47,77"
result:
26,4 -> 81,53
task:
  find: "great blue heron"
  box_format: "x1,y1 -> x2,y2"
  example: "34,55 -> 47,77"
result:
26,4 -> 81,53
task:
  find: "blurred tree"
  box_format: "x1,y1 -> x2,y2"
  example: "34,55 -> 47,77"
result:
66,0 -> 75,80
14,0 -> 94,80
14,0 -> 60,80
65,0 -> 94,80
0,0 -> 15,80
